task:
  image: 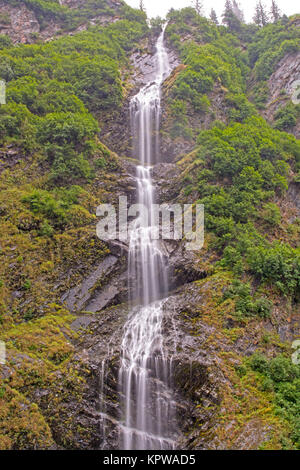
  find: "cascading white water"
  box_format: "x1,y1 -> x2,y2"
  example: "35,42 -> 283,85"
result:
118,25 -> 177,450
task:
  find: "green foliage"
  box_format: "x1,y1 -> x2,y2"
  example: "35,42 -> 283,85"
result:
249,353 -> 300,448
225,93 -> 257,122
22,189 -> 68,228
167,7 -> 221,44
166,10 -> 253,128
36,112 -> 98,147
0,102 -> 38,152
22,185 -> 85,231
250,81 -> 269,109
172,40 -> 245,113
4,0 -> 146,33
223,280 -> 272,319
150,16 -> 164,34
22,279 -> 32,291
246,243 -> 300,297
169,100 -> 192,139
0,34 -> 12,49
191,116 -> 300,297
248,20 -> 300,81
274,102 -> 299,131
6,0 -> 68,22
259,202 -> 281,226
7,78 -> 86,115
0,12 -> 147,183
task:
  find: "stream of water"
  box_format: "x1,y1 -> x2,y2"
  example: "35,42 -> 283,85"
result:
118,25 -> 177,450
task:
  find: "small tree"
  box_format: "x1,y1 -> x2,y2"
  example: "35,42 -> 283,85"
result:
210,8 -> 218,24
223,0 -> 241,32
193,0 -> 203,16
253,1 -> 269,26
260,1 -> 269,25
253,3 -> 261,25
270,0 -> 281,22
139,0 -> 145,12
223,0 -> 233,25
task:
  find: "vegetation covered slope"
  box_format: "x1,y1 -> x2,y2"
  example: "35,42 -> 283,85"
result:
0,2 -> 148,449
1,0 -> 135,37
163,7 -> 300,449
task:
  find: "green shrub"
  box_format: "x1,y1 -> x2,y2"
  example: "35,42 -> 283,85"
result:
0,34 -> 12,49
22,189 -> 67,227
249,353 -> 300,448
246,243 -> 300,297
249,353 -> 269,374
36,112 -> 98,147
223,280 -> 272,319
274,103 -> 299,131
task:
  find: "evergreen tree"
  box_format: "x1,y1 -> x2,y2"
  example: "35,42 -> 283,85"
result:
210,8 -> 219,24
223,0 -> 241,32
223,0 -> 233,26
253,2 -> 261,25
253,1 -> 269,27
260,1 -> 269,25
139,0 -> 145,13
193,0 -> 203,16
270,0 -> 281,22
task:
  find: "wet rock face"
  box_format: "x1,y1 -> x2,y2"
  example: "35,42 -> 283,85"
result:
278,181 -> 300,224
61,255 -> 128,313
0,1 -> 41,43
263,51 -> 300,138
62,282 -> 223,450
0,0 -> 122,44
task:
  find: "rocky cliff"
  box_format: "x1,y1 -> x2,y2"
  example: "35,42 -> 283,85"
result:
0,0 -> 125,43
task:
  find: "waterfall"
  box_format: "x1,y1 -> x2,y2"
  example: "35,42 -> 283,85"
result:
118,25 -> 177,450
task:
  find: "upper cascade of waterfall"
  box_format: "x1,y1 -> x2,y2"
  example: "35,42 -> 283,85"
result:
130,24 -> 171,166
132,23 -> 171,106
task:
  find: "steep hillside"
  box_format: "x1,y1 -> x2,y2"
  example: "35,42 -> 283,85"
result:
247,15 -> 300,137
0,0 -> 132,43
0,1 -> 149,449
0,2 -> 299,451
160,8 -> 300,450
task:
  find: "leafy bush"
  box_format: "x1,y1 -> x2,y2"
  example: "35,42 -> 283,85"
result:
22,185 -> 85,229
225,93 -> 257,122
169,100 -> 192,138
249,353 -> 300,448
0,11 -> 147,184
36,112 -> 98,147
0,34 -> 12,49
259,202 -> 281,226
274,103 -> 299,131
22,189 -> 68,227
223,280 -> 272,319
246,243 -> 300,297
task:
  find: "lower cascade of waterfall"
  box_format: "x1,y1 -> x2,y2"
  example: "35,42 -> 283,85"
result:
118,25 -> 178,450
